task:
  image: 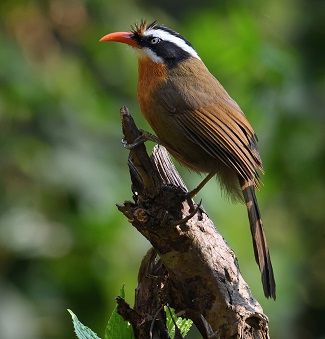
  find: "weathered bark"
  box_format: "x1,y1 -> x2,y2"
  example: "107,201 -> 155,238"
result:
116,106 -> 270,339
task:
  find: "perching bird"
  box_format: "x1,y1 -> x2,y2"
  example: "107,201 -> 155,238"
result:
100,20 -> 276,299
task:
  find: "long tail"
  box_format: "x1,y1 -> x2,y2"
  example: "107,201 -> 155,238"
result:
240,178 -> 276,299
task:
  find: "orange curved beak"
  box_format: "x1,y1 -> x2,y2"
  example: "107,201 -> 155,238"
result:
99,31 -> 139,48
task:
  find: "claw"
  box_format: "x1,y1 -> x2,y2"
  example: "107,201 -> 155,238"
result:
185,192 -> 196,213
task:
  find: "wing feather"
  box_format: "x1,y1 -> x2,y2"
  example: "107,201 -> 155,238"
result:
176,103 -> 263,186
156,58 -> 263,186
176,111 -> 248,179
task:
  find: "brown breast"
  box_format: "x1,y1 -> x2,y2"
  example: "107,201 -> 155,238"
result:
137,57 -> 167,130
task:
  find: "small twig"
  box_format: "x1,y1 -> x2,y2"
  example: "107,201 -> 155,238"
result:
149,306 -> 165,339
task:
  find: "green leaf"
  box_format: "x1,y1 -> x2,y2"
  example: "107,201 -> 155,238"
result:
105,286 -> 135,339
166,306 -> 193,339
68,309 -> 101,339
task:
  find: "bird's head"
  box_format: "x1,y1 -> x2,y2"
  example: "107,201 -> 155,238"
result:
100,20 -> 200,68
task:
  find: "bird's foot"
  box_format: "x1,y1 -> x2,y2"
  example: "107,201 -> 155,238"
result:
185,191 -> 196,213
122,130 -> 161,149
170,199 -> 202,226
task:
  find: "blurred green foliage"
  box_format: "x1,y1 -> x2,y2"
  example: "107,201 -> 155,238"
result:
0,0 -> 324,338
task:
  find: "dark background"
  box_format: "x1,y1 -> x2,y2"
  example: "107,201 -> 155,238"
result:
0,0 -> 324,338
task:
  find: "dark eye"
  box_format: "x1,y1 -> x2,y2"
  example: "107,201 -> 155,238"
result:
150,37 -> 161,44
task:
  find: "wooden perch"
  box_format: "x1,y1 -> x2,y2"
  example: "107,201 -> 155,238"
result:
116,106 -> 270,339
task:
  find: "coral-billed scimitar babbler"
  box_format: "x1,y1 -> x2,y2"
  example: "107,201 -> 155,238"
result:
100,20 -> 276,299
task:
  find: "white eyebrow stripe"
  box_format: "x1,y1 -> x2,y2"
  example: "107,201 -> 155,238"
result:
143,28 -> 201,60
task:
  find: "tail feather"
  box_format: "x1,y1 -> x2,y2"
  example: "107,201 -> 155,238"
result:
241,178 -> 276,300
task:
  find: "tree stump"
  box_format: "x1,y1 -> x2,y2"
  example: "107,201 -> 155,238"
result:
116,106 -> 270,339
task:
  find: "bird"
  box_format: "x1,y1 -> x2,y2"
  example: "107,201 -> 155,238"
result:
100,20 -> 276,299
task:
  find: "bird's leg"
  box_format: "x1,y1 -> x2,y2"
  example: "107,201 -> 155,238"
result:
185,172 -> 216,213
122,130 -> 170,149
188,172 -> 216,199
